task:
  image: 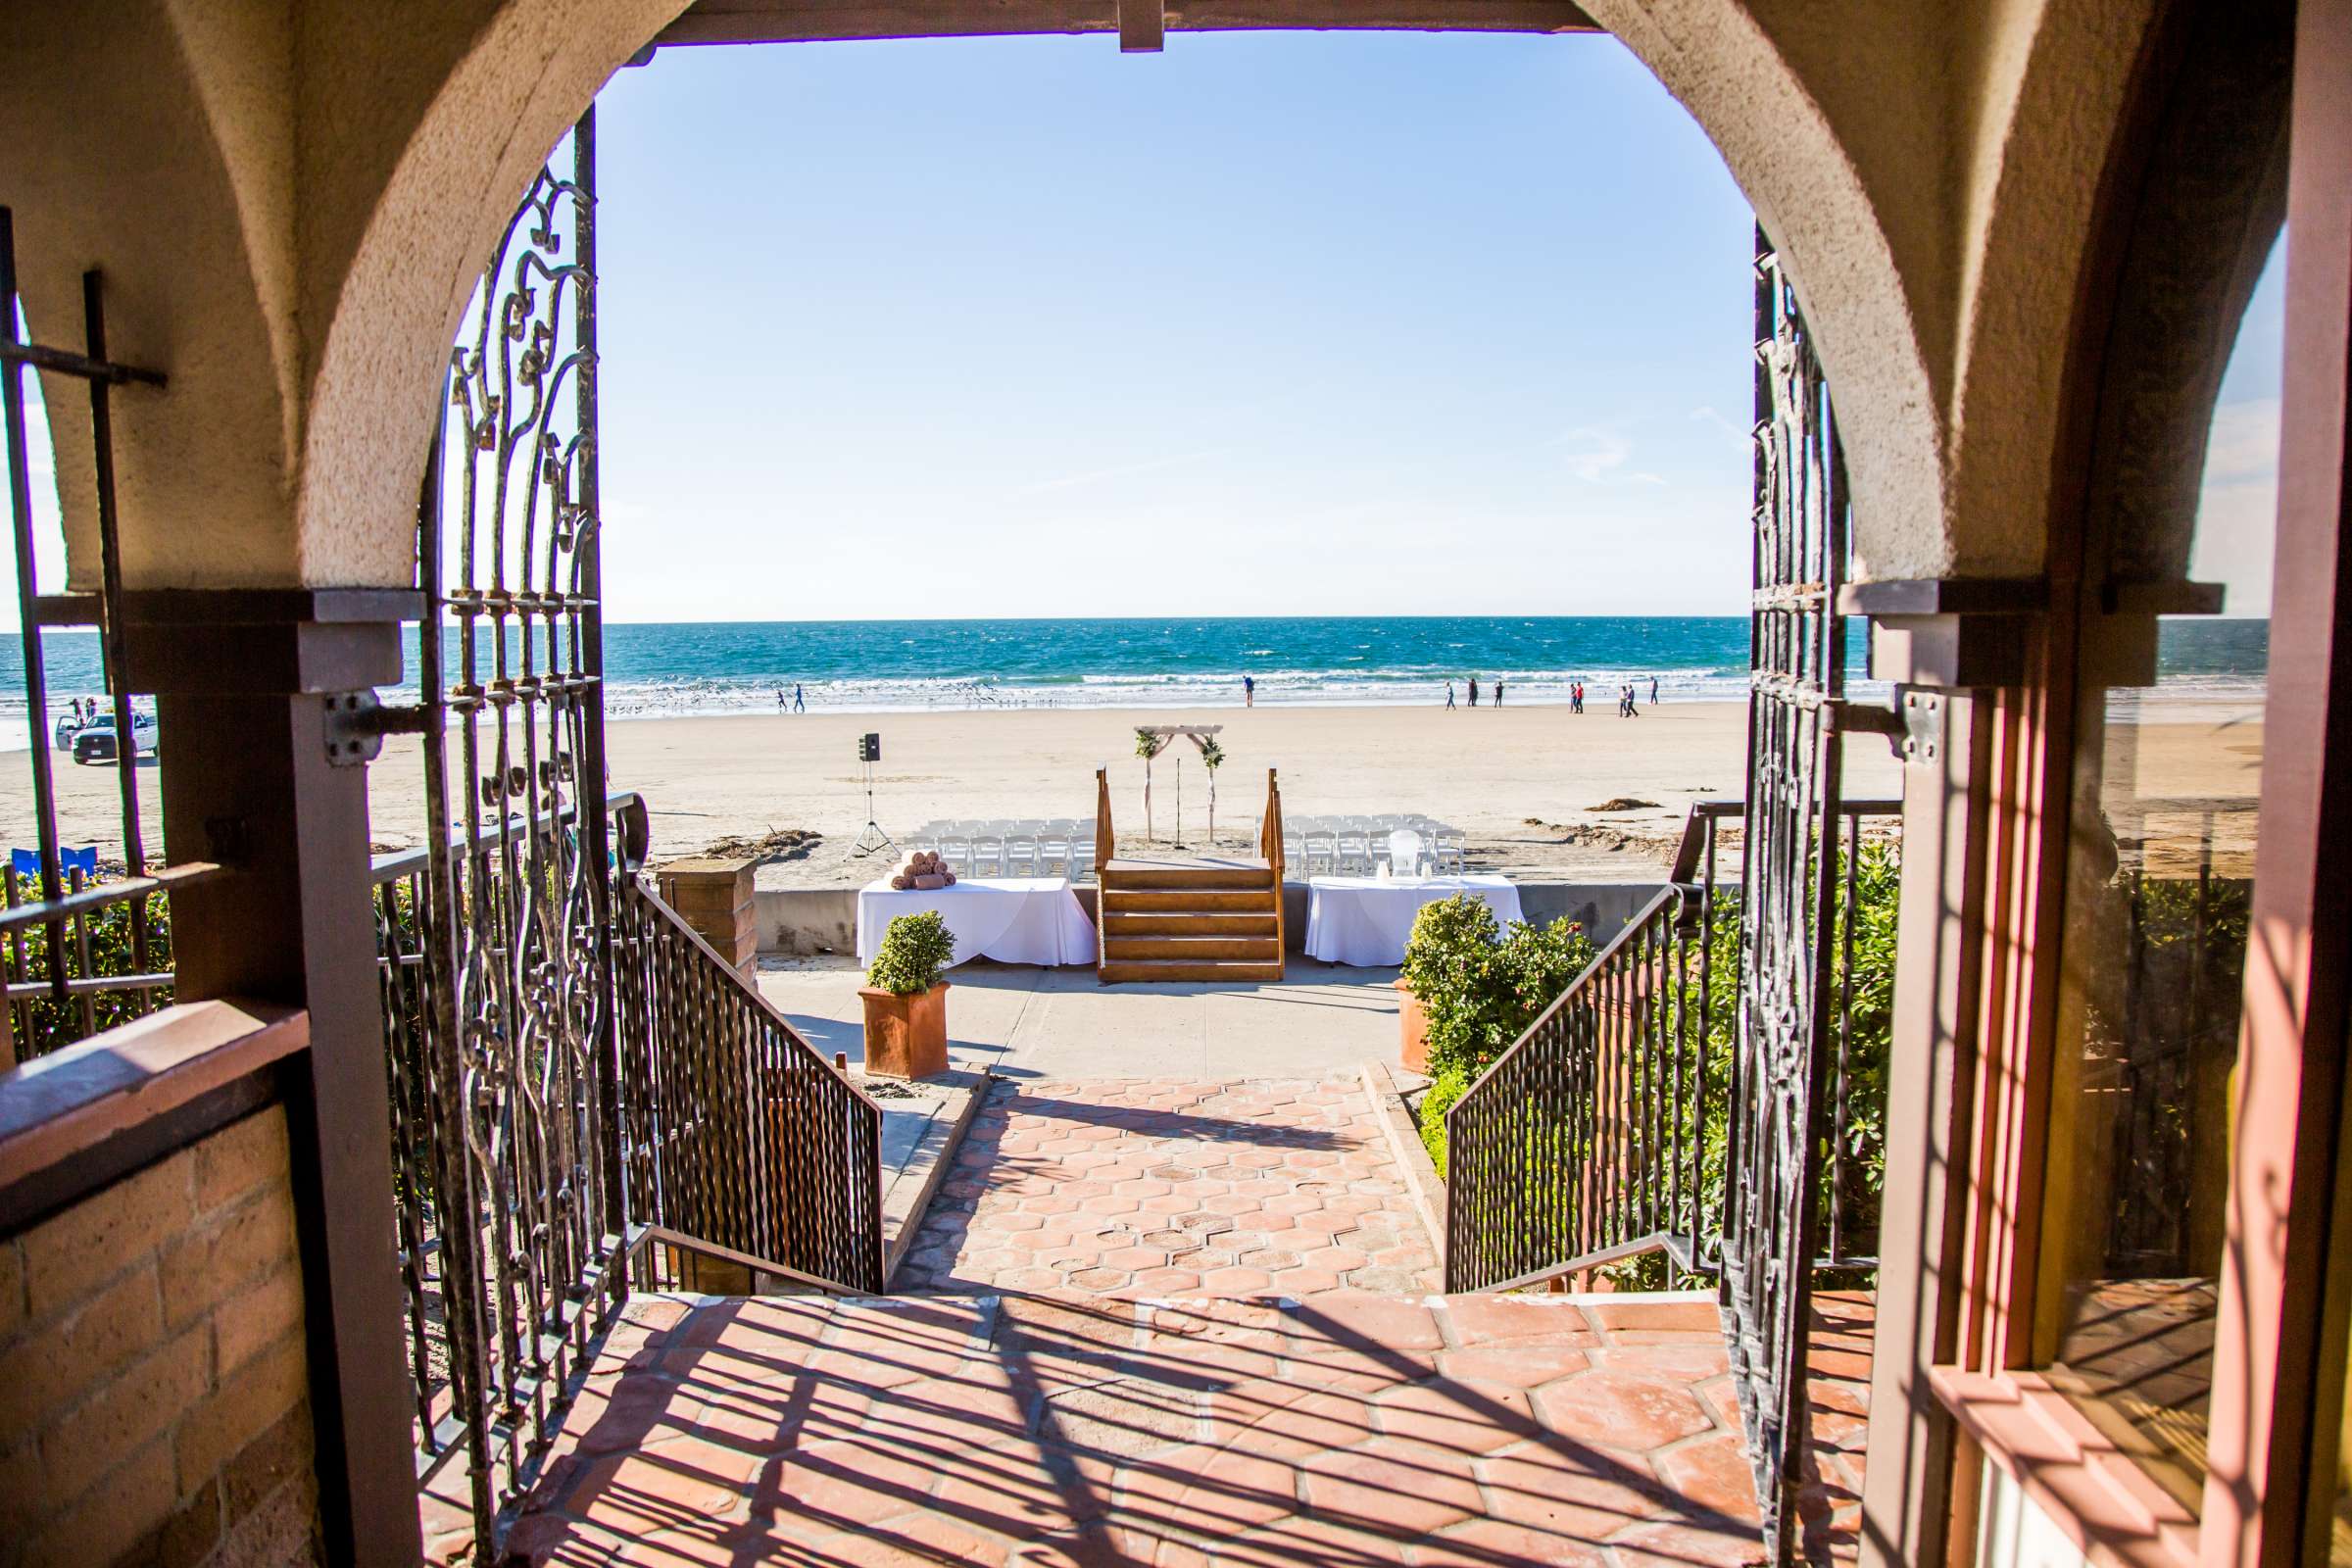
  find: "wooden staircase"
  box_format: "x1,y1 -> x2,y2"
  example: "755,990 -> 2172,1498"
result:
1093,766 -> 1289,985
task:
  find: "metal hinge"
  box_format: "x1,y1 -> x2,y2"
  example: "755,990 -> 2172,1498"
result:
322,691 -> 431,767
1838,691 -> 1940,762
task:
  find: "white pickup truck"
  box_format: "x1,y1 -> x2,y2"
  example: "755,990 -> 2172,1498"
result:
53,710 -> 160,763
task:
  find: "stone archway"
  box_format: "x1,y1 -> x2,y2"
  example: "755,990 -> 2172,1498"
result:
301,0 -> 1965,592
0,3 -> 2184,642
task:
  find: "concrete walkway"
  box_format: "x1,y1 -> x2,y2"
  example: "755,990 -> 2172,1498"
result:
755,958 -> 1406,1082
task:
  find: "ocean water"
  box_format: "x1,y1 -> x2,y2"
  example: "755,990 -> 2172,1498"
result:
0,614 -> 2271,750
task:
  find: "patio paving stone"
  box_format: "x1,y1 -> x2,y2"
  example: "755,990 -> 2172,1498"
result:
500,1289 -> 1873,1567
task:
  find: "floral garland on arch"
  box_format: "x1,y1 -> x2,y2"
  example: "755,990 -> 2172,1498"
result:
1132,724 -> 1225,846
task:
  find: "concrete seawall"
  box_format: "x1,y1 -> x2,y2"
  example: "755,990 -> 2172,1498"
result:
756,879 -> 1673,959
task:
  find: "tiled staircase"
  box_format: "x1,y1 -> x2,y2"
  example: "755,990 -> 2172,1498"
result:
1096,857 -> 1287,983
491,1071 -> 1877,1566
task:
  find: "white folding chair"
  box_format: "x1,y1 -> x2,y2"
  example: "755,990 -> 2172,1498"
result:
1382,828 -> 1425,878
1302,828 -> 1339,875
1036,823 -> 1073,879
1335,820 -> 1373,875
1433,826 -> 1466,875
968,830 -> 1004,877
936,828 -> 972,875
1004,833 -> 1041,876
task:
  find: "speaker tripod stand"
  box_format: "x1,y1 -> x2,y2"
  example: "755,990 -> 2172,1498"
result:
852,732 -> 896,858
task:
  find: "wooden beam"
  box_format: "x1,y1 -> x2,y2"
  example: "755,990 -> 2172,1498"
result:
1119,0 -> 1162,50
656,0 -> 1598,46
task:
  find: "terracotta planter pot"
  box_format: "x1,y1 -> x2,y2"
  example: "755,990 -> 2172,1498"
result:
1396,979 -> 1431,1075
860,982 -> 951,1079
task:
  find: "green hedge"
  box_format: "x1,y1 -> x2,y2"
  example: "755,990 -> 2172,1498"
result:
7,891 -> 175,1060
1410,842 -> 1904,1280
1401,894 -> 1595,1176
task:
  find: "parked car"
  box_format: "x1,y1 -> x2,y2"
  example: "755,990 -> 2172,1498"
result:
69,711 -> 159,764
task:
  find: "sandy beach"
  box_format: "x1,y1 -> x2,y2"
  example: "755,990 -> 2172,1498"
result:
0,697 -> 2267,886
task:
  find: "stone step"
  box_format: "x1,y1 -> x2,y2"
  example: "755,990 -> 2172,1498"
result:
1100,857 -> 1274,890
1098,957 -> 1289,984
1102,933 -> 1283,961
1101,886 -> 1278,914
1102,910 -> 1279,937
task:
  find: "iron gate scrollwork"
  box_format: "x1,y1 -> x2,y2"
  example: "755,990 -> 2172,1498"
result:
412,109 -> 620,1550
1723,227 -> 1854,1566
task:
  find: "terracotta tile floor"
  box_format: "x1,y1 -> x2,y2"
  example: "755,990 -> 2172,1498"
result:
489,1075 -> 1873,1565
895,1078 -> 1441,1298
502,1289 -> 1872,1566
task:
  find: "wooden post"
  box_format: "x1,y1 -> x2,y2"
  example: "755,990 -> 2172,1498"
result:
125,589 -> 424,1568
1095,766 -> 1113,873
2206,4 -> 2352,1556
1263,768 -> 1285,965
1117,0 -> 1163,52
657,856 -> 759,983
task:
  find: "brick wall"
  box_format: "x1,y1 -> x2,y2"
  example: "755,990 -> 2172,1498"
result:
0,1105 -> 322,1566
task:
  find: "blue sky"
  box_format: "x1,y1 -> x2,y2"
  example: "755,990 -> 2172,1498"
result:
0,30 -> 2286,628
590,31 -> 1761,620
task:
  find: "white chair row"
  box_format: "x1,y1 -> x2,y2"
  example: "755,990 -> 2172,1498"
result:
1264,814 -> 1466,877
906,819 -> 1099,881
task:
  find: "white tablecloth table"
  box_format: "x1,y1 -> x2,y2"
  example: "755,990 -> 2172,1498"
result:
856,876 -> 1099,969
1302,875 -> 1526,966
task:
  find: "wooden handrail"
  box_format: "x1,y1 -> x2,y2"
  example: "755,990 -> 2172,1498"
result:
621,875 -> 877,1105
1095,766 -> 1113,874
1261,768 -> 1285,969
616,875 -> 886,1295
1095,766 -> 1114,979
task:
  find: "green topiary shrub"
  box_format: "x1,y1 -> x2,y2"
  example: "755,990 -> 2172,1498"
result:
1401,894 -> 1593,1083
8,888 -> 176,1060
866,909 -> 956,996
1418,1066 -> 1471,1176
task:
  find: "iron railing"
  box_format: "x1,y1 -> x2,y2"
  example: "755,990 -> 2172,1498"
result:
371,805 -> 631,1529
1442,797 -> 1898,1295
1729,227 -> 1863,1567
0,861 -> 224,1064
613,852 -> 886,1295
0,205 -> 193,1068
373,790 -> 885,1551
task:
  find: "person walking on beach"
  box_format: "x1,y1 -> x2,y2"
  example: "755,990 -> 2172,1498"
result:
1244,674 -> 1255,708
793,683 -> 807,713
1570,682 -> 1583,714
1649,676 -> 1659,706
1494,680 -> 1504,706
1468,677 -> 1480,708
1446,681 -> 1456,710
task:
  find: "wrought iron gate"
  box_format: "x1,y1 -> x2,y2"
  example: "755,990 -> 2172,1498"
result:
409,109 -> 621,1547
382,112 -> 884,1559
1722,227 -> 1855,1565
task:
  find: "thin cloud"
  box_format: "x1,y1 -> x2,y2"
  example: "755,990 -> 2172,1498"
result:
1552,426 -> 1664,486
1689,404 -> 1751,448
